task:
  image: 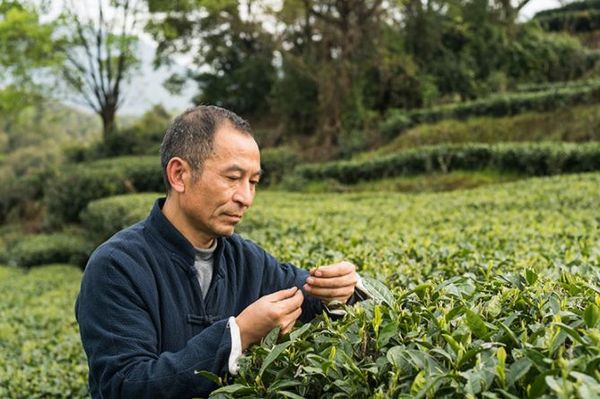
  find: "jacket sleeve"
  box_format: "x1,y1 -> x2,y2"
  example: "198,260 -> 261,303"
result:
76,250 -> 230,399
254,245 -> 324,323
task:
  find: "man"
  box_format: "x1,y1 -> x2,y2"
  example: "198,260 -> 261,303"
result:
76,105 -> 367,399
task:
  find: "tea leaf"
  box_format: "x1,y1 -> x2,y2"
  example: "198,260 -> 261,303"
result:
259,341 -> 293,376
583,303 -> 600,328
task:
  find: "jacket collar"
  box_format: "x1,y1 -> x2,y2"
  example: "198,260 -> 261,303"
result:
146,198 -> 226,278
146,198 -> 196,261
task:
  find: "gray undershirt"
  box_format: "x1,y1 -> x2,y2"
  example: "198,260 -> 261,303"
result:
194,240 -> 217,299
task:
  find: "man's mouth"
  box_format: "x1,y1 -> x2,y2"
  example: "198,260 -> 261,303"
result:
223,213 -> 243,222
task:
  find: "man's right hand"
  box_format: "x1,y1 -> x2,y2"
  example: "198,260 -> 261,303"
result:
235,287 -> 304,351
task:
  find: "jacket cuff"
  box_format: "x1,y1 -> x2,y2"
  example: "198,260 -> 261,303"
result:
227,317 -> 243,375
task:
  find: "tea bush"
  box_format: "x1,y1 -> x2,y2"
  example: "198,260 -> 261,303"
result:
211,172 -> 600,398
6,233 -> 93,268
296,142 -> 600,184
3,173 -> 599,397
0,265 -> 88,398
380,82 -> 600,139
259,147 -> 301,186
80,193 -> 160,241
357,104 -> 600,160
536,10 -> 600,32
45,156 -> 163,225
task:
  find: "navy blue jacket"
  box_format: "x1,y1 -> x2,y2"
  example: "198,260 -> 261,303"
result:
76,199 -> 324,398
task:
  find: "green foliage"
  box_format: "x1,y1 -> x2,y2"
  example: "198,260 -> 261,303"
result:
286,170 -> 521,194
259,147 -> 301,186
0,265 -> 88,398
45,156 -> 163,225
0,3 -> 63,133
536,0 -> 600,16
208,173 -> 600,397
366,103 -> 600,158
147,2 -> 276,118
536,9 -> 600,32
3,173 -> 600,396
269,62 -> 319,136
6,233 -> 93,268
0,100 -> 100,152
535,0 -> 600,32
0,143 -> 64,223
380,81 -> 600,139
80,193 -> 160,241
295,142 -> 600,184
516,79 -> 600,92
64,105 -> 170,161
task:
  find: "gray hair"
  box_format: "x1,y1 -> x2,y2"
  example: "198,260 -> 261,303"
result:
160,105 -> 252,191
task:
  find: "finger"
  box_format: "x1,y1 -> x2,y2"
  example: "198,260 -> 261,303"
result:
310,261 -> 355,278
277,289 -> 304,311
280,308 -> 302,334
265,286 -> 299,302
303,285 -> 354,300
306,272 -> 357,288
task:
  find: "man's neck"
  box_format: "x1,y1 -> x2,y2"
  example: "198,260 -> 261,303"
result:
162,196 -> 215,249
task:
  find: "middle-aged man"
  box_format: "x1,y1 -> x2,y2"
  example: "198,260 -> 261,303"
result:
76,105 -> 369,398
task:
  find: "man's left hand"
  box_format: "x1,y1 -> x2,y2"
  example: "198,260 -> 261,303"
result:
303,261 -> 357,304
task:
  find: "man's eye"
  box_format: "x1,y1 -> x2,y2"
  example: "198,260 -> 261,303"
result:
226,176 -> 240,181
250,179 -> 259,185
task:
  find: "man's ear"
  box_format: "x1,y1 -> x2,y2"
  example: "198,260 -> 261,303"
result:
165,157 -> 188,193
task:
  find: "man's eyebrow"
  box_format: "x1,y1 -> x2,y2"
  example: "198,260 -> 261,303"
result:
223,165 -> 263,176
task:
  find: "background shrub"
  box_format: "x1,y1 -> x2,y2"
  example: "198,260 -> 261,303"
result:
296,142 -> 600,184
381,81 -> 600,139
45,156 -> 163,225
80,193 -> 159,241
8,233 -> 94,268
0,265 -> 88,398
259,147 -> 301,186
0,144 -> 63,223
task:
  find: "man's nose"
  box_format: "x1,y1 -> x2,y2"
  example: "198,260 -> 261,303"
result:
232,181 -> 254,208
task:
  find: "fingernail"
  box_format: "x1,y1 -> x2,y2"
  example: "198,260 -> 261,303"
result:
303,284 -> 310,291
307,277 -> 314,284
315,270 -> 322,277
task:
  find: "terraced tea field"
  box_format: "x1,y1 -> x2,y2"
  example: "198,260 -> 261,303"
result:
1,173 -> 599,398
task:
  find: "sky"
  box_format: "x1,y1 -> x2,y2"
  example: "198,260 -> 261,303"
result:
60,0 -> 566,116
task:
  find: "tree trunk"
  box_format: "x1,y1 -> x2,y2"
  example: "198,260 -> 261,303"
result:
100,105 -> 117,142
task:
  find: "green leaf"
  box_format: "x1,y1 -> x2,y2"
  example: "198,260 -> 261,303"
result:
525,269 -> 538,286
278,391 -> 305,399
507,357 -> 532,387
545,376 -> 567,396
499,322 -> 520,346
210,383 -> 253,394
465,309 -> 489,338
583,303 -> 600,328
194,370 -> 221,385
289,322 -> 311,341
361,276 -> 395,307
442,333 -> 462,356
554,322 -> 587,346
496,347 -> 507,387
262,327 -> 280,348
410,370 -> 427,395
259,340 -> 293,376
386,345 -> 405,368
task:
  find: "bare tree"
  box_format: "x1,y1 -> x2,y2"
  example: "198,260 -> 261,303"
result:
60,0 -> 141,141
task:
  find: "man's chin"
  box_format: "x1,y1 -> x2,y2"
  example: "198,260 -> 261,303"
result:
216,226 -> 236,237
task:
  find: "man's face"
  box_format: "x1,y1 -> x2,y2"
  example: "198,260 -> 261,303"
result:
180,123 -> 261,243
